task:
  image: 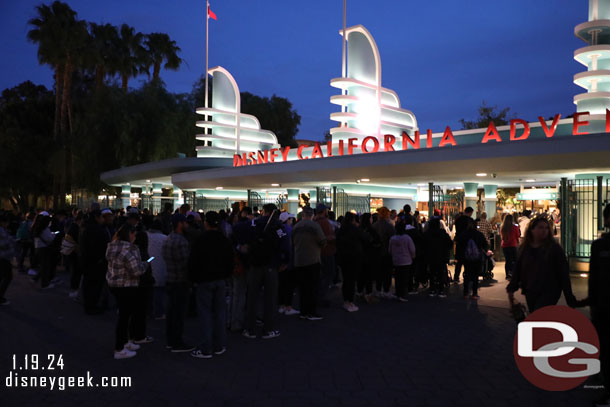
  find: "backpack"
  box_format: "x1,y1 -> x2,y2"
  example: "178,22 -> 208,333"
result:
464,238 -> 481,262
249,212 -> 284,266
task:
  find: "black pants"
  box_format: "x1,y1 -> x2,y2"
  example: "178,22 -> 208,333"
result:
278,268 -> 296,307
246,265 -> 278,332
375,254 -> 393,293
429,263 -> 447,294
463,261 -> 480,296
130,286 -> 151,341
592,308 -> 610,394
454,260 -> 463,281
166,282 -> 190,347
18,240 -> 34,271
394,264 -> 412,298
340,258 -> 360,303
65,252 -> 82,291
296,263 -> 320,316
357,255 -> 376,295
0,258 -> 13,301
110,287 -> 138,351
502,247 -> 517,279
83,262 -> 106,313
36,247 -> 55,287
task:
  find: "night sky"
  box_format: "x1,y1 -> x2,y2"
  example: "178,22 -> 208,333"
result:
0,0 -> 586,140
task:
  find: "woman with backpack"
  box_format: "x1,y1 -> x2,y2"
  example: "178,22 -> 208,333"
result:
506,215 -> 577,312
456,218 -> 489,300
500,214 -> 520,280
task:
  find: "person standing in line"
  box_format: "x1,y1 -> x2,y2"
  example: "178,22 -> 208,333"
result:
80,210 -> 110,314
507,215 -> 577,312
189,211 -> 234,359
231,206 -> 256,332
336,212 -> 363,312
423,217 -> 453,298
500,214 -> 520,280
162,214 -> 194,352
278,212 -> 299,316
372,207 -> 396,298
32,212 -> 57,289
147,219 -> 168,320
0,214 -> 15,305
517,210 -> 531,245
389,223 -> 416,302
61,212 -> 83,298
477,212 -> 493,245
242,204 -> 289,339
292,206 -> 327,320
314,203 -> 336,307
16,212 -> 35,274
577,204 -> 610,407
130,213 -> 155,345
457,218 -> 488,300
358,213 -> 381,304
453,207 -> 474,283
106,224 -> 148,360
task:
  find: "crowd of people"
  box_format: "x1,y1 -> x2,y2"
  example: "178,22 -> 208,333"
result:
0,199 -> 606,399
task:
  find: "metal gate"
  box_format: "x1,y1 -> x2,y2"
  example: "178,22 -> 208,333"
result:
317,187 -> 332,209
334,188 -> 370,216
248,191 -> 286,211
432,186 -> 463,230
563,178 -> 604,259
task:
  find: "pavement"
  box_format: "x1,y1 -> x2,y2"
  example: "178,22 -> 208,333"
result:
0,261 -> 601,407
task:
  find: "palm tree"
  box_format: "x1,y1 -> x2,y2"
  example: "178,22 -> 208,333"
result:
27,1 -> 88,206
144,33 -> 182,81
116,24 -> 146,92
88,22 -> 120,91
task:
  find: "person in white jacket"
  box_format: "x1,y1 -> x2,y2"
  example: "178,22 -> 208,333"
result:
389,225 -> 416,302
147,219 -> 168,319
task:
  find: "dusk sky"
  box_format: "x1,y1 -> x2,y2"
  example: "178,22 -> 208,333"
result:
0,0 -> 585,140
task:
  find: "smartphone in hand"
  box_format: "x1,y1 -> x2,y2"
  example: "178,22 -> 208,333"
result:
147,256 -> 155,263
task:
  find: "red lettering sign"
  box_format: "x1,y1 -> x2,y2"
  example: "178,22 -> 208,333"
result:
297,145 -> 308,159
538,114 -> 561,138
233,154 -> 242,167
269,148 -> 279,162
281,146 -> 291,161
426,129 -> 433,148
256,150 -> 269,164
573,112 -> 590,135
311,142 -> 324,159
326,140 -> 333,157
510,119 -> 530,141
402,131 -> 420,149
384,134 -> 396,152
347,138 -> 358,155
439,126 -> 457,147
482,122 -> 501,143
362,136 -> 380,153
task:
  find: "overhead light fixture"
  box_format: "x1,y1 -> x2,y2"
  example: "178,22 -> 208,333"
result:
579,273 -> 588,278
356,180 -> 361,183
417,183 -> 426,186
360,178 -> 370,182
455,187 -> 463,189
476,173 -> 487,177
215,186 -> 223,190
146,179 -> 151,183
271,183 -> 280,187
525,179 -> 536,182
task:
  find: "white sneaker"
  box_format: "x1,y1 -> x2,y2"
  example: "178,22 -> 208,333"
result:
40,283 -> 55,290
27,269 -> 38,277
114,348 -> 136,359
283,307 -> 300,316
349,303 -> 359,312
124,341 -> 140,351
408,291 -> 418,295
278,305 -> 286,314
398,297 -> 408,303
68,291 -> 78,298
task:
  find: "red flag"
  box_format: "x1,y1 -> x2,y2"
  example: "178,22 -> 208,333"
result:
208,6 -> 217,20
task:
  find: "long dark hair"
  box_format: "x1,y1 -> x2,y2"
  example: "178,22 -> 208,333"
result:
342,212 -> 357,227
359,213 -> 372,230
501,214 -> 515,241
520,215 -> 555,253
32,214 -> 50,238
113,224 -> 136,242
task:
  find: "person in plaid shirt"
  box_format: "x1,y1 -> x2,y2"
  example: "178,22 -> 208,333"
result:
105,224 -> 148,359
162,213 -> 194,353
477,212 -> 493,244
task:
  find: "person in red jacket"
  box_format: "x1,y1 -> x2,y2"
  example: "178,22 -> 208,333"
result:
500,214 -> 520,280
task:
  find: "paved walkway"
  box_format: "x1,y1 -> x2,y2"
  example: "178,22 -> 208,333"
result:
0,262 -> 599,407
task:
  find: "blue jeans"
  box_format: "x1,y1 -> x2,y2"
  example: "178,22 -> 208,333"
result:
196,280 -> 227,353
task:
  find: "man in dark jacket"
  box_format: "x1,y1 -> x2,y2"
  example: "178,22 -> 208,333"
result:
423,217 -> 453,297
456,217 -> 488,300
80,210 -> 110,314
453,207 -> 474,282
189,211 -> 234,359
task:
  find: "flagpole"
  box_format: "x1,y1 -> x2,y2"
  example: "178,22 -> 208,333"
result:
205,0 -> 209,111
341,0 -> 347,126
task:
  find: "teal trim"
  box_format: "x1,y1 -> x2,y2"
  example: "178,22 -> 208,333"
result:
483,185 -> 497,198
332,184 -> 416,197
463,182 -> 478,198
517,192 -> 558,200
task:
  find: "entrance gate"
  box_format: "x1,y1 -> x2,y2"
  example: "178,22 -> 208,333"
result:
432,186 -> 464,230
248,190 -> 287,211
333,187 -> 370,216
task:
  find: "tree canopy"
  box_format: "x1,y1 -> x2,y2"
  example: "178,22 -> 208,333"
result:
459,101 -> 512,130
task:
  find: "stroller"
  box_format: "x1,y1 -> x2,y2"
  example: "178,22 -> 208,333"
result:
479,251 -> 495,280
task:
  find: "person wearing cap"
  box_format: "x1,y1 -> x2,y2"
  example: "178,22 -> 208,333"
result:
293,206 -> 327,320
278,211 -> 299,316
162,213 -> 194,352
314,203 -> 336,307
188,211 -> 234,359
372,207 -> 396,299
80,210 -> 111,314
101,209 -> 115,241
242,203 -> 289,339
